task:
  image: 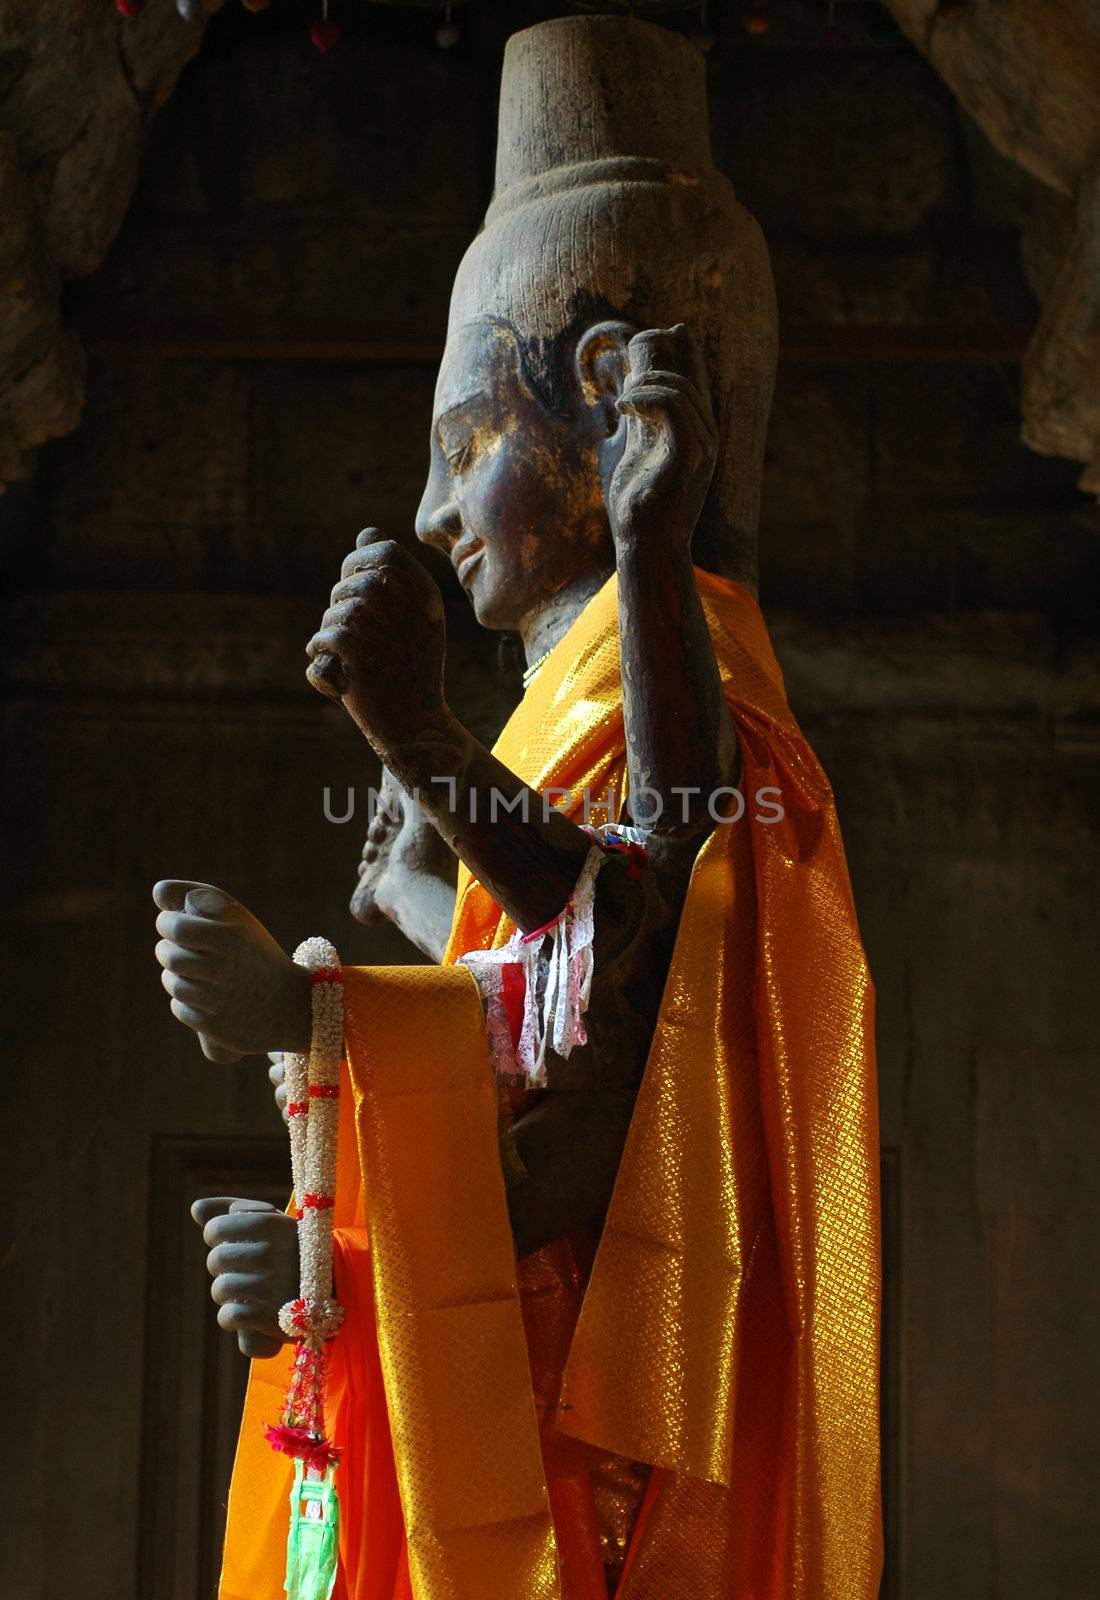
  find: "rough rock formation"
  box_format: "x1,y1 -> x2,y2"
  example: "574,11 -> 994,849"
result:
0,0 -> 218,486
885,0 -> 1100,489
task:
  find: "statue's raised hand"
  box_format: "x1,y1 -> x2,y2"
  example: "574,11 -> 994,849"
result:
153,881 -> 311,1058
608,324 -> 717,556
305,529 -> 448,754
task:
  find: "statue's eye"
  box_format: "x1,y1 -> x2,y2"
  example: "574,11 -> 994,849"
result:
445,438 -> 475,474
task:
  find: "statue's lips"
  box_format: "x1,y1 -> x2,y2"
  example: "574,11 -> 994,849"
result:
452,541 -> 484,581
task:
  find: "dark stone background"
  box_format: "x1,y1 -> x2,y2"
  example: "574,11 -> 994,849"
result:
2,4 -> 1097,1597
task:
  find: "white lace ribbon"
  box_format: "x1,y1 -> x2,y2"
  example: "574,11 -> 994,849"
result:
459,824 -> 645,1088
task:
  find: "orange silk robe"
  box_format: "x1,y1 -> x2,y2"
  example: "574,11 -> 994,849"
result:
220,571 -> 883,1600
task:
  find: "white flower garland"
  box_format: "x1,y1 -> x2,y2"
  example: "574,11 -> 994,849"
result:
277,936 -> 345,1342
263,944 -> 345,1600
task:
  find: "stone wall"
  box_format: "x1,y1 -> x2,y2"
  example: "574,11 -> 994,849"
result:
1,5 -> 1097,1598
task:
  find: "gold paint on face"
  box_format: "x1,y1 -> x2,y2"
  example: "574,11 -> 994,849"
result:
416,319 -> 613,634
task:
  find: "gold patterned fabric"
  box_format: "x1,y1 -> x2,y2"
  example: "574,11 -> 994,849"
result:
220,570 -> 881,1600
220,966 -> 561,1600
448,571 -> 883,1598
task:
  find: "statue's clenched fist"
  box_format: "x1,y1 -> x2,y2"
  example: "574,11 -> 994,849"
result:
191,1196 -> 299,1360
306,528 -> 448,753
152,881 -> 311,1058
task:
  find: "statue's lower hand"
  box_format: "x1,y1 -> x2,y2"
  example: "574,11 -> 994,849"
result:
153,881 -> 311,1057
608,324 -> 717,558
268,1051 -> 290,1124
191,1196 -> 299,1359
305,528 -> 448,753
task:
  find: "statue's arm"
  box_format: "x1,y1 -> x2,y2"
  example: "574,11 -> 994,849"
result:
305,533 -> 593,935
617,544 -> 738,835
352,769 -> 458,961
610,326 -> 739,841
503,326 -> 741,1252
375,716 -> 591,935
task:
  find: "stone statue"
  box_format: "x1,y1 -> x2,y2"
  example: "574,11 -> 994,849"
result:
154,18 -> 882,1598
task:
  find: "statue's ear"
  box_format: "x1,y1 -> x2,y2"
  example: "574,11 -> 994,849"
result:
573,320 -> 634,436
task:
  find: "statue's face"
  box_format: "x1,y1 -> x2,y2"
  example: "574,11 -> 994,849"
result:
416,319 -> 614,633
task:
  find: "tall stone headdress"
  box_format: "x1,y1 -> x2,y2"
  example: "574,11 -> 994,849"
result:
448,15 -> 777,582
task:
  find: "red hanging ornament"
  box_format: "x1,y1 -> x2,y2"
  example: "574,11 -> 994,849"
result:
116,0 -> 146,16
311,18 -> 341,51
311,0 -> 340,52
822,0 -> 842,47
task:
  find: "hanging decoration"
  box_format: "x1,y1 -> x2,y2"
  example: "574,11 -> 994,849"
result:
435,2 -> 460,50
263,936 -> 346,1600
116,0 -> 146,17
458,825 -> 648,1088
689,0 -> 716,51
310,0 -> 342,52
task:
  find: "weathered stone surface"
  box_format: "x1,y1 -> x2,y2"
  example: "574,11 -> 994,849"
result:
0,0 -> 215,274
857,366 -> 1098,615
7,590 -> 1097,724
0,0 -> 219,484
76,218 -> 293,325
249,363 -> 438,591
711,52 -> 961,240
884,0 -> 1100,196
759,368 -> 869,609
47,358 -> 250,588
770,241 -> 941,327
0,133 -> 84,486
292,221 -> 470,338
150,33 -> 489,225
883,1 -> 1100,488
1018,184 -> 1078,306
1021,149 -> 1100,489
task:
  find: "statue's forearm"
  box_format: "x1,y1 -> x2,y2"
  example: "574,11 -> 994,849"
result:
382,871 -> 457,963
377,713 -> 591,934
617,545 -> 739,835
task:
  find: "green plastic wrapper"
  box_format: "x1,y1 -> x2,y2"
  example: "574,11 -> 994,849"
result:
285,1458 -> 339,1600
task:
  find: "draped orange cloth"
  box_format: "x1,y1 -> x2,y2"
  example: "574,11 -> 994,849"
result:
220,570 -> 882,1600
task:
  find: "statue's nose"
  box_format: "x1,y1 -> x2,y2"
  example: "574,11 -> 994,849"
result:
415,486 -> 462,551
